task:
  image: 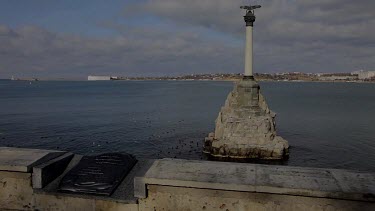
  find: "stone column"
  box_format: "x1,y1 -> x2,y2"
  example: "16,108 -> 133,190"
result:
244,11 -> 256,80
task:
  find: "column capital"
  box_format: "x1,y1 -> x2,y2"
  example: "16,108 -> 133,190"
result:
244,12 -> 256,27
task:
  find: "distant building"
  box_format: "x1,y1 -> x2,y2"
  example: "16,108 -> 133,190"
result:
319,73 -> 357,81
88,76 -> 112,81
351,70 -> 363,75
358,71 -> 375,80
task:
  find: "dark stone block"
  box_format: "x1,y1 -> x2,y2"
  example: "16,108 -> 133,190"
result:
59,153 -> 137,196
33,152 -> 74,189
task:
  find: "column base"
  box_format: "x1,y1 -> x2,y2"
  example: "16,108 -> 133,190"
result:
243,75 -> 255,80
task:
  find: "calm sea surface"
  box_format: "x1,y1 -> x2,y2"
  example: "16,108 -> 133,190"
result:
0,80 -> 374,171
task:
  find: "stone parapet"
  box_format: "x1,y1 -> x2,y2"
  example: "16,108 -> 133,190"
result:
0,148 -> 374,210
136,159 -> 375,210
0,147 -> 142,210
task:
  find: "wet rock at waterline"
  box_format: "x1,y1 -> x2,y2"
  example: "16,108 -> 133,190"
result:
204,79 -> 289,160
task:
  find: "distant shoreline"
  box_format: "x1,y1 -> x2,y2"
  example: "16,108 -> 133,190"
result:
2,78 -> 375,83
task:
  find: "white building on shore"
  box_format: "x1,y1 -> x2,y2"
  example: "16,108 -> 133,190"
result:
352,70 -> 375,80
88,76 -> 112,81
359,71 -> 375,80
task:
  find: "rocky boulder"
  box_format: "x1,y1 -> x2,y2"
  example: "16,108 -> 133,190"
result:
204,79 -> 289,160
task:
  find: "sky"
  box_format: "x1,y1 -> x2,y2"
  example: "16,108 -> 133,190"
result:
0,0 -> 374,79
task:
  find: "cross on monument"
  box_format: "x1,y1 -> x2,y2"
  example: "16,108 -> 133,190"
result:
241,4 -> 261,80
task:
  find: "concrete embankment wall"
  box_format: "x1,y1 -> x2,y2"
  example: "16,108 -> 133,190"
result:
140,185 -> 373,211
136,159 -> 375,211
0,170 -> 137,210
0,147 -> 374,210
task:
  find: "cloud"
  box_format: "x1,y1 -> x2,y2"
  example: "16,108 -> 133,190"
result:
124,0 -> 375,72
126,0 -> 375,42
0,24 -> 242,79
1,0 -> 374,79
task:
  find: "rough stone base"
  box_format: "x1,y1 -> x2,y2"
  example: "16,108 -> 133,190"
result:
204,79 -> 289,160
204,133 -> 288,160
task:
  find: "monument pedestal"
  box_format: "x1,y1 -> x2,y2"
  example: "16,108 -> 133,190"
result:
204,79 -> 289,160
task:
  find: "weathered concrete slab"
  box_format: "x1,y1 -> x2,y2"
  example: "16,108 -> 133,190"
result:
134,159 -> 375,202
139,185 -> 375,211
0,147 -> 66,172
135,159 -> 258,198
330,169 -> 375,199
111,159 -> 155,203
0,171 -> 33,210
33,152 -> 74,189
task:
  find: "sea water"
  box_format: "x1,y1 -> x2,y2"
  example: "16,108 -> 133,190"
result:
0,80 -> 374,171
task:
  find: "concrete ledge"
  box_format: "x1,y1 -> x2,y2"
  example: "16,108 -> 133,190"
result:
32,152 -> 74,189
140,185 -> 375,211
134,159 -> 375,202
0,147 -> 65,172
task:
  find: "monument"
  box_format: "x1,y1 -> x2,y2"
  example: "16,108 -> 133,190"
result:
204,5 -> 289,160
